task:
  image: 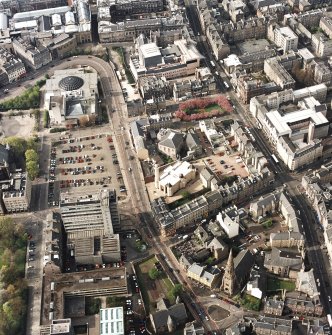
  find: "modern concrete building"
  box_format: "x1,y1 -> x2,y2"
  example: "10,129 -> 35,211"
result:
44,68 -> 98,126
2,171 -> 31,213
42,267 -> 128,324
100,308 -> 124,335
250,85 -> 329,170
269,25 -> 298,53
130,37 -> 202,81
60,189 -> 120,265
50,319 -> 73,335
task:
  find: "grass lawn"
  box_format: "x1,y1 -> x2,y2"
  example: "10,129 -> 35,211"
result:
184,103 -> 222,115
205,104 -> 222,113
241,294 -> 260,311
267,277 -> 295,292
136,256 -> 175,313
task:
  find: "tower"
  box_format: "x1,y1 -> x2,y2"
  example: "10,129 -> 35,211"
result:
221,249 -> 235,296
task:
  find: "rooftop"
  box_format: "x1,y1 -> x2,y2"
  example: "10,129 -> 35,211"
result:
265,107 -> 328,136
100,307 -> 124,335
159,161 -> 195,188
140,43 -> 161,59
277,26 -> 298,39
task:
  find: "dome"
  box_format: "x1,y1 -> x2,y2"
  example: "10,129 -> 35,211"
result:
59,76 -> 84,91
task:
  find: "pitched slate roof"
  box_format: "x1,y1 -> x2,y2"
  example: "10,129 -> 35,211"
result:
159,130 -> 184,150
234,250 -> 254,280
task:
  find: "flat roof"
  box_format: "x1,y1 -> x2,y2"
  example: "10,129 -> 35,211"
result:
140,43 -> 161,59
100,307 -> 124,335
238,39 -> 270,54
223,54 -> 242,67
297,48 -> 315,61
13,6 -> 71,22
266,108 -> 328,136
278,26 -> 297,39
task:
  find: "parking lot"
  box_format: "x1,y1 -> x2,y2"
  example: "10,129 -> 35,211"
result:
48,133 -> 127,205
203,153 -> 249,179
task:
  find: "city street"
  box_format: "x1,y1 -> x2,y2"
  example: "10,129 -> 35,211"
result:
1,27 -> 330,334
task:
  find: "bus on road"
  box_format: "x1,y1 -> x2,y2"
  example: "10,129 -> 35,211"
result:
327,314 -> 332,328
224,81 -> 229,89
271,154 -> 279,164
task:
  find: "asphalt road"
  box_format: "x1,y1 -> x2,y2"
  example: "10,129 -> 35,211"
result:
184,0 -> 332,322
4,44 -> 329,334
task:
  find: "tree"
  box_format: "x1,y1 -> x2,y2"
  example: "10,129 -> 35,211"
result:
3,137 -> 26,154
180,191 -> 191,200
148,268 -> 162,280
89,114 -> 97,125
0,217 -> 16,250
25,149 -> 38,162
26,137 -> 38,151
43,110 -> 49,128
79,115 -> 89,127
26,160 -> 38,180
169,284 -> 183,299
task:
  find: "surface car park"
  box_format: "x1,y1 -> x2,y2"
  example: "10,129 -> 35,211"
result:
48,133 -> 127,203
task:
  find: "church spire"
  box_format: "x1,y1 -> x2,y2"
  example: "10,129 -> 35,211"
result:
221,249 -> 235,296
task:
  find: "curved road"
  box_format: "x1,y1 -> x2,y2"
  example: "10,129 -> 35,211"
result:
15,56 -> 216,333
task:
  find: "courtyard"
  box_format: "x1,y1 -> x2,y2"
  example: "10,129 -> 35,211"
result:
135,256 -> 175,314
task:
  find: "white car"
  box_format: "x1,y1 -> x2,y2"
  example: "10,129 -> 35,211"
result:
328,296 -> 331,302
138,299 -> 142,305
205,316 -> 209,321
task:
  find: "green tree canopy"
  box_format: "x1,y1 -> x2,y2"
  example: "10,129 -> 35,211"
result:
169,284 -> 183,299
26,160 -> 38,180
3,137 -> 26,154
0,217 -> 28,335
148,268 -> 162,280
25,149 -> 38,162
